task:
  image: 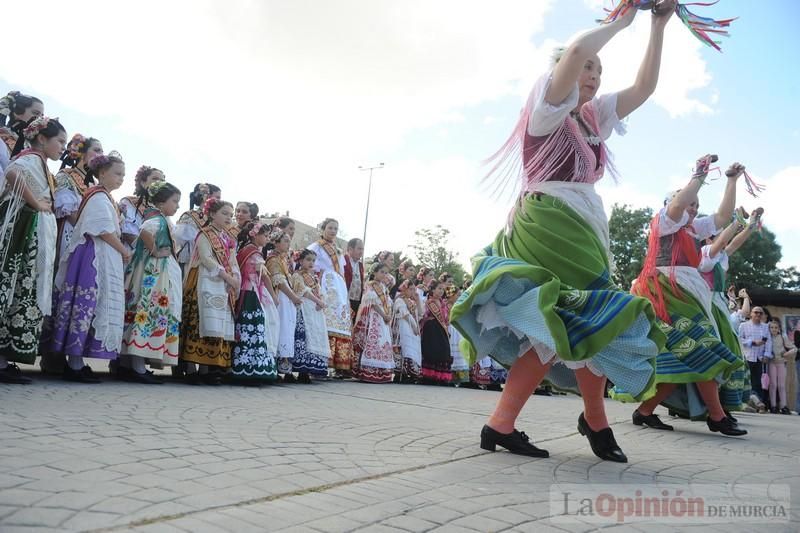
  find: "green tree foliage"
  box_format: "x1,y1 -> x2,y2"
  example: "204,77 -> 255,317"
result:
608,204 -> 653,290
727,225 -> 783,289
411,225 -> 467,284
778,266 -> 800,291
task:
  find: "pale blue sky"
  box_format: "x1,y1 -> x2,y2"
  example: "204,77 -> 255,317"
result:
2,0 -> 797,268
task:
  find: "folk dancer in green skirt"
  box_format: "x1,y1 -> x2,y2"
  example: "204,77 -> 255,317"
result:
450,2 -> 681,462
623,154 -> 748,436
694,207 -> 763,418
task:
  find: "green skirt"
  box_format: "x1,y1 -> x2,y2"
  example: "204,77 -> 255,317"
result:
0,203 -> 43,364
614,273 -> 744,418
450,193 -> 663,401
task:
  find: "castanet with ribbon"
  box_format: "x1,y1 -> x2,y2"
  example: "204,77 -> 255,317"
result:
598,0 -> 736,52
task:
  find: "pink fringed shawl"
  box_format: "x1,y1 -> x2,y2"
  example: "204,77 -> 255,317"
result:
484,82 -> 619,230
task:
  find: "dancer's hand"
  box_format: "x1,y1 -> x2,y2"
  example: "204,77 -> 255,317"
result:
738,288 -> 749,299
651,0 -> 676,29
616,2 -> 638,28
37,198 -> 53,213
691,154 -> 717,179
725,162 -> 745,180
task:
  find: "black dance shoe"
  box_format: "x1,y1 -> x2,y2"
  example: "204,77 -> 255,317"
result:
707,416 -> 747,436
126,370 -> 164,385
578,413 -> 627,463
201,372 -> 222,386
780,407 -> 791,415
724,410 -> 738,424
632,409 -> 674,431
0,363 -> 32,384
480,425 -> 549,457
63,365 -> 101,384
184,372 -> 201,385
297,373 -> 312,384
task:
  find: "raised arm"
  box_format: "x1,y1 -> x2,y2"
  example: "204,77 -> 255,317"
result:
546,9 -> 637,105
714,163 -> 744,229
726,208 -> 762,256
666,154 -> 715,221
739,291 -> 751,318
615,0 -> 677,119
706,222 -> 740,259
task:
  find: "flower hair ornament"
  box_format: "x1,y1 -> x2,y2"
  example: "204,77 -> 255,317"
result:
292,250 -> 303,263
22,115 -> 56,141
88,154 -> 111,171
0,91 -> 19,118
147,180 -> 171,197
202,197 -> 219,216
267,226 -> 285,243
88,151 -> 123,172
136,165 -> 155,180
598,0 -> 736,52
445,286 -> 460,299
248,222 -> 264,238
67,133 -> 86,160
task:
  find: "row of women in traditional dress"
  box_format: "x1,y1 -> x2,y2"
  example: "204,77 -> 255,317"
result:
0,98 -> 497,388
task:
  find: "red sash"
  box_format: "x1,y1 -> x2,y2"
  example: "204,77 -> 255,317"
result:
76,185 -> 116,221
424,298 -> 449,335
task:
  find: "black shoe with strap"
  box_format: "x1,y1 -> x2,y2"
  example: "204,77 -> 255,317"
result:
480,425 -> 549,458
63,365 -> 101,384
0,363 -> 32,384
632,409 -> 674,431
707,416 -> 747,436
578,413 -> 627,463
724,410 -> 738,424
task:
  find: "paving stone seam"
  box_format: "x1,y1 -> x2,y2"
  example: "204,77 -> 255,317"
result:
85,450 -> 490,532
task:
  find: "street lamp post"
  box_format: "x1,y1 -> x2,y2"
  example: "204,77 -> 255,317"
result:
358,162 -> 384,249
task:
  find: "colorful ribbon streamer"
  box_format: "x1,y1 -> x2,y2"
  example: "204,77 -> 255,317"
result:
599,0 -> 736,51
742,170 -> 766,198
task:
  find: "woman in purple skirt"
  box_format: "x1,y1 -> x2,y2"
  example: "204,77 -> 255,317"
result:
51,153 -> 130,382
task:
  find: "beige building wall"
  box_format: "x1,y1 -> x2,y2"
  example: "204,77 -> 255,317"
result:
261,216 -> 347,252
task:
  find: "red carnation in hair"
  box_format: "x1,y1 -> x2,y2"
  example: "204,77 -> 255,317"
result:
202,197 -> 218,215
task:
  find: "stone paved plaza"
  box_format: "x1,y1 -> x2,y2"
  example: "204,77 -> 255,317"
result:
1,371 -> 798,532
